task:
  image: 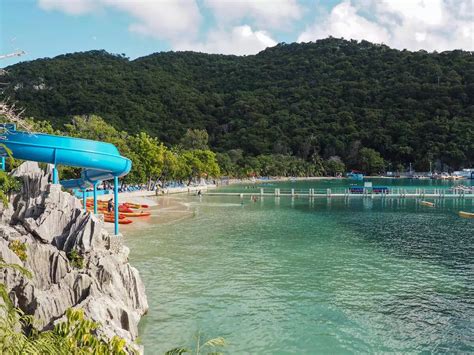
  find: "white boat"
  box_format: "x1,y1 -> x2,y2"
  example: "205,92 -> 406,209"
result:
453,169 -> 474,179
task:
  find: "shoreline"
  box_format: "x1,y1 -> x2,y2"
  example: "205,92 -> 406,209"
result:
94,184 -> 216,205
102,195 -> 195,234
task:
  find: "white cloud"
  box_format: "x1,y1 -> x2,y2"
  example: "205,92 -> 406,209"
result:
38,0 -> 202,41
376,0 -> 445,26
298,0 -> 474,51
38,0 -> 98,15
174,25 -> 277,55
204,0 -> 303,29
104,0 -> 201,40
38,0 -> 473,54
298,1 -> 390,44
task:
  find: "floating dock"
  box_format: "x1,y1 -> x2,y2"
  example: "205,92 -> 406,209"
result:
205,187 -> 474,199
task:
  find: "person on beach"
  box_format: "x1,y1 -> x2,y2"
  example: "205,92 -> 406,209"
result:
107,198 -> 113,212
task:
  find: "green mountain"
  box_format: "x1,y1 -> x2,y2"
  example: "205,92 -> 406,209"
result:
3,38 -> 473,171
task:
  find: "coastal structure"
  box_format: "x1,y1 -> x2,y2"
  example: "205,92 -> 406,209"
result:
0,123 -> 130,235
206,186 -> 474,199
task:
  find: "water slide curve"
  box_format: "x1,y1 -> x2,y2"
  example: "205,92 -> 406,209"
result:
0,124 -> 131,189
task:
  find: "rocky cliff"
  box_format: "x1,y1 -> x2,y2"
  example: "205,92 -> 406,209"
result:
0,162 -> 148,350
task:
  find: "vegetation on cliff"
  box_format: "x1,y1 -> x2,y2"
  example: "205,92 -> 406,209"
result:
0,298 -> 131,354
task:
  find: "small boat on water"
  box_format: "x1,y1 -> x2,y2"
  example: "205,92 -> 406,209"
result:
347,171 -> 364,181
420,201 -> 435,207
453,169 -> 474,179
458,211 -> 474,219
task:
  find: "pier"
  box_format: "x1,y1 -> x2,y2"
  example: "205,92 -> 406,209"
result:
205,187 -> 474,199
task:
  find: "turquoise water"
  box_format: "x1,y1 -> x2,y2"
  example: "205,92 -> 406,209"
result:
125,180 -> 473,353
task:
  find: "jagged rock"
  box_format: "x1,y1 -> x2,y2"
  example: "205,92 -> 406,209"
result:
0,162 -> 148,352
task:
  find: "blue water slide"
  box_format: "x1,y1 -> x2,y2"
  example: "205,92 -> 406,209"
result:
0,123 -> 131,234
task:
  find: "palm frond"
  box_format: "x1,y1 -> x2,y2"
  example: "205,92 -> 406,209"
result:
0,258 -> 32,278
165,347 -> 190,355
202,337 -> 226,348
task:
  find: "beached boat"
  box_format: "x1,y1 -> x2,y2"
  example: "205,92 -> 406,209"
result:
420,201 -> 435,207
88,205 -> 134,213
124,202 -> 150,209
104,216 -> 133,224
119,211 -> 151,217
87,201 -> 149,210
92,204 -> 134,213
458,211 -> 474,219
100,212 -> 126,219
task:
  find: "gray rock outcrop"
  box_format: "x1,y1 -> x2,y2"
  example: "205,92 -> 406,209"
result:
0,162 -> 148,351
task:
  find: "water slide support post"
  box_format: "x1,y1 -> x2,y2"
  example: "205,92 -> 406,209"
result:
52,149 -> 58,184
114,176 -> 119,236
82,190 -> 86,211
93,182 -> 98,215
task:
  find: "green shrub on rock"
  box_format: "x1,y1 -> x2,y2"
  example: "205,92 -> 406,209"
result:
67,249 -> 84,269
8,240 -> 27,261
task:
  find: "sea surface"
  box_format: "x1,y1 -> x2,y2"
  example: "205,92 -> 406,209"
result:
125,179 -> 473,353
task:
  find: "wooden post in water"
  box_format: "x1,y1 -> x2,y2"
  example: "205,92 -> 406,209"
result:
260,188 -> 264,196
291,188 -> 295,197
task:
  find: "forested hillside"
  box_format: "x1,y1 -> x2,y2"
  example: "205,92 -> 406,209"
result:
3,38 -> 473,173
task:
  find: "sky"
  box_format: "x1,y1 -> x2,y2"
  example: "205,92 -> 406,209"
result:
1,0 -> 473,66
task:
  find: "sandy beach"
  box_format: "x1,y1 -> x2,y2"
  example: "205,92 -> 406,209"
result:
102,195 -> 195,234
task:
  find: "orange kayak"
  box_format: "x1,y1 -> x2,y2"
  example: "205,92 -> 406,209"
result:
124,202 -> 150,209
92,205 -> 133,213
104,217 -> 133,224
120,211 -> 151,217
86,200 -> 149,210
86,203 -> 133,212
101,212 -> 126,220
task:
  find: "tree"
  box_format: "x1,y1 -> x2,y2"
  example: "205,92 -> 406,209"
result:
324,156 -> 346,176
358,148 -> 385,175
160,149 -> 180,184
180,129 -> 209,150
180,149 -> 220,185
5,39 -> 473,170
129,132 -> 164,188
216,152 -> 234,176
